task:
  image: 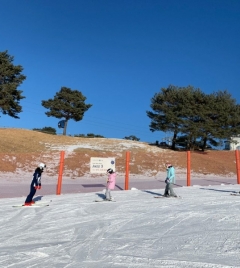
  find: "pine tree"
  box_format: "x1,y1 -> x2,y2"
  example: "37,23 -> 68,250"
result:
147,85 -> 240,151
0,51 -> 26,118
42,87 -> 92,135
147,85 -> 195,149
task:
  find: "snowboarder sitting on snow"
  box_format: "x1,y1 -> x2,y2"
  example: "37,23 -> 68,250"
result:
104,168 -> 116,201
24,163 -> 46,206
163,163 -> 177,197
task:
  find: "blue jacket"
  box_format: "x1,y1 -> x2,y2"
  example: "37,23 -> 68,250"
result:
166,166 -> 175,183
30,168 -> 42,188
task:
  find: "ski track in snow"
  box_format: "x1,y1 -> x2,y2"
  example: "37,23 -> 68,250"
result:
0,185 -> 240,267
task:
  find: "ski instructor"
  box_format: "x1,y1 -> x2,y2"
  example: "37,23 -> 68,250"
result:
24,163 -> 46,206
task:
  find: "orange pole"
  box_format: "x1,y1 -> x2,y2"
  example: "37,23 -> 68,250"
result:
187,151 -> 191,186
56,151 -> 65,195
125,151 -> 130,190
235,150 -> 240,184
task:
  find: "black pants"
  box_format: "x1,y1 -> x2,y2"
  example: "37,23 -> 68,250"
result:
25,185 -> 36,203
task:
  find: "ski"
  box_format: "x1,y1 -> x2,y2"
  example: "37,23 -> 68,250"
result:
35,201 -> 52,205
33,201 -> 51,204
94,199 -> 116,202
12,203 -> 50,207
154,196 -> 182,199
230,193 -> 240,196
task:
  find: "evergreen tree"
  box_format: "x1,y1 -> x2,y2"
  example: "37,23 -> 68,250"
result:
33,127 -> 57,135
178,87 -> 208,150
201,91 -> 240,149
42,87 -> 92,135
0,51 -> 26,118
147,85 -> 195,149
124,135 -> 140,141
147,85 -> 240,151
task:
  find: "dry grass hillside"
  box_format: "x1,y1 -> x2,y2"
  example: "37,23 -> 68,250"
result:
0,128 -> 237,178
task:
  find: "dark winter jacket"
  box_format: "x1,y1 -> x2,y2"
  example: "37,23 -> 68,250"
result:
30,167 -> 43,188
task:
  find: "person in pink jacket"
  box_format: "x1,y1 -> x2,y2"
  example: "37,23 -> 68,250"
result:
105,168 -> 116,201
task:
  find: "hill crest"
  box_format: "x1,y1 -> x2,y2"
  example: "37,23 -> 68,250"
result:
0,128 -> 236,178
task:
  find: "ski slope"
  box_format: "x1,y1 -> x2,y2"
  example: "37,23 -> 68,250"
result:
1,184 -> 240,267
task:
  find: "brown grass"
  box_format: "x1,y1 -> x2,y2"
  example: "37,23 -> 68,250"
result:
0,128 -> 237,177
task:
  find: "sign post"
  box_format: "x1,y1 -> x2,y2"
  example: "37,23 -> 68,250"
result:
90,157 -> 115,174
125,151 -> 130,190
56,151 -> 65,195
235,150 -> 240,184
187,151 -> 191,186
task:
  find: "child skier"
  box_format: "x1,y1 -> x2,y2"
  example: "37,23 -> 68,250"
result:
24,163 -> 46,206
104,168 -> 116,201
163,163 -> 177,197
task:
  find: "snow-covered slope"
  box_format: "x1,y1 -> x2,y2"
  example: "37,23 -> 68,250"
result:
1,184 -> 240,267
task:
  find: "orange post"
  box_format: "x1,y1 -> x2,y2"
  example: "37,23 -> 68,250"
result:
187,151 -> 191,186
235,150 -> 240,184
125,151 -> 130,190
56,151 -> 65,195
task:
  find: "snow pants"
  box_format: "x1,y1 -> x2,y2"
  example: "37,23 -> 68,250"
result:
105,189 -> 112,200
164,182 -> 176,196
25,185 -> 37,203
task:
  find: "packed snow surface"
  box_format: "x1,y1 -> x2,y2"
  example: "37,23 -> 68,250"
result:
1,184 -> 240,267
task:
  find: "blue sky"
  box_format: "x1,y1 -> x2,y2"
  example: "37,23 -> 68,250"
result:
1,0 -> 240,142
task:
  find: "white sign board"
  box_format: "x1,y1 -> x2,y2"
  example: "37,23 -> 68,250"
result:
90,157 -> 116,174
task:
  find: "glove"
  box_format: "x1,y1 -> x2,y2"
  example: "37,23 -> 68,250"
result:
165,179 -> 170,184
38,186 -> 41,190
34,186 -> 38,190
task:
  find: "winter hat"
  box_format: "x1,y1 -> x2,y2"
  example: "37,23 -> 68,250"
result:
39,163 -> 46,170
107,168 -> 114,174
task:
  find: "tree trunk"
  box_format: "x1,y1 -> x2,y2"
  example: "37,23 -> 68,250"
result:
201,137 -> 207,152
63,120 -> 68,136
171,131 -> 177,150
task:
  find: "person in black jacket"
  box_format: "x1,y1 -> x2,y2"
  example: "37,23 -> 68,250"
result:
24,163 -> 46,206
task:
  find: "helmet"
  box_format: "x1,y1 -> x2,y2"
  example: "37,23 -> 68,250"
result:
39,163 -> 46,170
107,168 -> 114,174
